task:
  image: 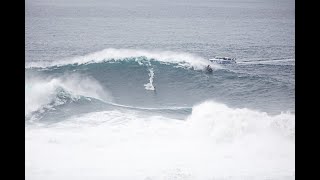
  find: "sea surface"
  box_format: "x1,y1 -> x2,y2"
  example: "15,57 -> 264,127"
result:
25,0 -> 295,179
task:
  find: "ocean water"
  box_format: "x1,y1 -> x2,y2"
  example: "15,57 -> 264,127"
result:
25,0 -> 295,179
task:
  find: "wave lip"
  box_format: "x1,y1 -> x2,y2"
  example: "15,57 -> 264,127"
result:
25,73 -> 112,118
25,48 -> 220,70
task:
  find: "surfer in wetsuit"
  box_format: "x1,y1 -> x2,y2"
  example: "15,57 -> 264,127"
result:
206,65 -> 213,73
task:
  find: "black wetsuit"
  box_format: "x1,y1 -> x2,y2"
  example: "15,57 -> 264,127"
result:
206,66 -> 213,73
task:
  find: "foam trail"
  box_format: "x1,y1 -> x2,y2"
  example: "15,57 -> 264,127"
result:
25,48 -> 219,70
144,68 -> 156,91
108,102 -> 191,111
237,58 -> 295,65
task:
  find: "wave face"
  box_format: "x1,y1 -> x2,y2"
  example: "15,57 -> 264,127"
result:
26,49 -> 294,116
25,49 -> 295,179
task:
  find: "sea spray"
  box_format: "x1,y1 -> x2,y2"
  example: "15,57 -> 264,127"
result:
25,73 -> 111,117
144,68 -> 156,91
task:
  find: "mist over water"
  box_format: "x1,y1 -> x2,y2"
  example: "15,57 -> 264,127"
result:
26,0 -> 295,179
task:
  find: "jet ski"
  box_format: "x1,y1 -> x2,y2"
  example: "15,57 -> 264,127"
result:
209,57 -> 236,64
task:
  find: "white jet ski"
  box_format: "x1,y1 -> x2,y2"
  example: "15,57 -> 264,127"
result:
209,57 -> 236,64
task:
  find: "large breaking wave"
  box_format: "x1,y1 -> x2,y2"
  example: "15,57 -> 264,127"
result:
25,48 -> 295,179
25,48 -> 221,70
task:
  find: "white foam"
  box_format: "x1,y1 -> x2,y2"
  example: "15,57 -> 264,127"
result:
25,73 -> 112,117
186,101 -> 295,141
25,100 -> 295,180
144,68 -> 156,91
25,48 -> 219,70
